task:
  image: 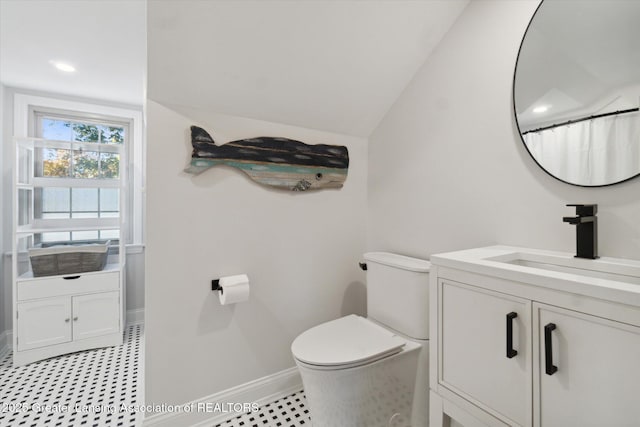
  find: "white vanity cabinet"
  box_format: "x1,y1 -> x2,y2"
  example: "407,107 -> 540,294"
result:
429,246 -> 640,427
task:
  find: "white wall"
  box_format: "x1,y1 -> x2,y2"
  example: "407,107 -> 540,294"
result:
145,101 -> 368,406
125,252 -> 145,318
0,87 -> 146,337
0,82 -> 6,337
368,0 -> 640,261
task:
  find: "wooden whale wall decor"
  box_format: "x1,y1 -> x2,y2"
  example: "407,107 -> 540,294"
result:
184,126 -> 349,191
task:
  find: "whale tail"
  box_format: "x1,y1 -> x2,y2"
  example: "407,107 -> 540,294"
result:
191,126 -> 216,147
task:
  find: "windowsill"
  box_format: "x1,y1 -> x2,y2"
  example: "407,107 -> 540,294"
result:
3,243 -> 145,258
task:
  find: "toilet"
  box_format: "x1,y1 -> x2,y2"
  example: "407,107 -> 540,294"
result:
291,252 -> 430,427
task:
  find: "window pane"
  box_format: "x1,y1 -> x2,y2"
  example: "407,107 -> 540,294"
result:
72,123 -> 100,142
41,148 -> 71,177
99,125 -> 125,144
71,188 -> 98,214
42,188 -> 70,213
41,118 -> 71,141
41,232 -> 71,242
72,230 -> 99,240
99,153 -> 120,178
100,229 -> 119,240
100,188 -> 119,212
73,150 -> 100,178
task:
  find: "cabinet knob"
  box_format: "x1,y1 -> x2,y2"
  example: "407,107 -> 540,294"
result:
65,318 -> 70,323
73,317 -> 78,321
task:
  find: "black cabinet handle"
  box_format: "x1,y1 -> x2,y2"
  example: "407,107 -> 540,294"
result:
63,275 -> 81,280
506,312 -> 518,358
544,323 -> 558,375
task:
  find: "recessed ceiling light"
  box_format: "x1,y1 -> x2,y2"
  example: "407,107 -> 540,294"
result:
50,61 -> 76,73
533,105 -> 549,114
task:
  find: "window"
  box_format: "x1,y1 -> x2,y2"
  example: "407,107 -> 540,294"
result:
32,112 -> 128,243
13,94 -> 144,248
37,115 -> 124,179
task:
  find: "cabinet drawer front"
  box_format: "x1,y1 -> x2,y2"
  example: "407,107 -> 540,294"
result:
440,280 -> 531,426
17,297 -> 72,351
536,304 -> 640,427
17,271 -> 119,301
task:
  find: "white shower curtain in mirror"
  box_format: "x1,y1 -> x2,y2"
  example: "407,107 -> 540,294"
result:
524,112 -> 640,185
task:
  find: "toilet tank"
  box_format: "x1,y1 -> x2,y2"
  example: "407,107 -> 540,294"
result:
363,252 -> 431,340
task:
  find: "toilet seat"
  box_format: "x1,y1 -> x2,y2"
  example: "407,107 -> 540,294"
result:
291,314 -> 406,370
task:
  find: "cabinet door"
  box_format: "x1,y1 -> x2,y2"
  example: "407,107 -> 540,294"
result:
17,297 -> 71,351
72,292 -> 120,341
440,280 -> 531,426
535,304 -> 640,427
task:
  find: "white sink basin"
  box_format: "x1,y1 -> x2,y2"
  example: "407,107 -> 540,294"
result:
485,251 -> 640,285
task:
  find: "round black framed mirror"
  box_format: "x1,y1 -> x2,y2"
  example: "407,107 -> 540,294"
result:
513,0 -> 640,187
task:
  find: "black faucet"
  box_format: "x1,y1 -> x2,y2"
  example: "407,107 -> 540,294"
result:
563,204 -> 598,259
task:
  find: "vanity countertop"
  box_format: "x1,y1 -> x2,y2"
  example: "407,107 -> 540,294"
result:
431,245 -> 640,308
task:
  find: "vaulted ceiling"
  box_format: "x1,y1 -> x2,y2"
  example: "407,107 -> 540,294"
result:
1,0 -> 469,137
147,1 -> 468,136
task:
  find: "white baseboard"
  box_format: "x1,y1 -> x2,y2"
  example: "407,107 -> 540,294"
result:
143,367 -> 302,427
126,308 -> 145,325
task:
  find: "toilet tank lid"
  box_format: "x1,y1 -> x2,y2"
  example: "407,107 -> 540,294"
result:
364,252 -> 430,272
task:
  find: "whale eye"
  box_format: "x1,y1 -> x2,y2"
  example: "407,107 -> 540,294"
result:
315,173 -> 323,180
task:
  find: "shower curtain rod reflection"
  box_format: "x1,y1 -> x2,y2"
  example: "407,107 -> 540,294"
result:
523,107 -> 639,135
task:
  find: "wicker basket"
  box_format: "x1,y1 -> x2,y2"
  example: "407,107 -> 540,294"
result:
29,240 -> 111,277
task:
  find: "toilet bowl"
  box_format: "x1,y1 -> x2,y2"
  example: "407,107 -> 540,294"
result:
291,252 -> 431,427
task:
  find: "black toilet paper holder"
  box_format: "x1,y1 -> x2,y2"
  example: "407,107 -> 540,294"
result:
211,279 -> 224,294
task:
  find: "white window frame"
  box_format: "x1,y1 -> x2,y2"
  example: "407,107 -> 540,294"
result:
13,94 -> 144,248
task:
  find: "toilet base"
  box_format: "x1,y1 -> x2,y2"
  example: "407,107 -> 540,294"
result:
295,344 -> 420,427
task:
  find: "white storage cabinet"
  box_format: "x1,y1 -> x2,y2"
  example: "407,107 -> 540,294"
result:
12,137 -> 126,366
